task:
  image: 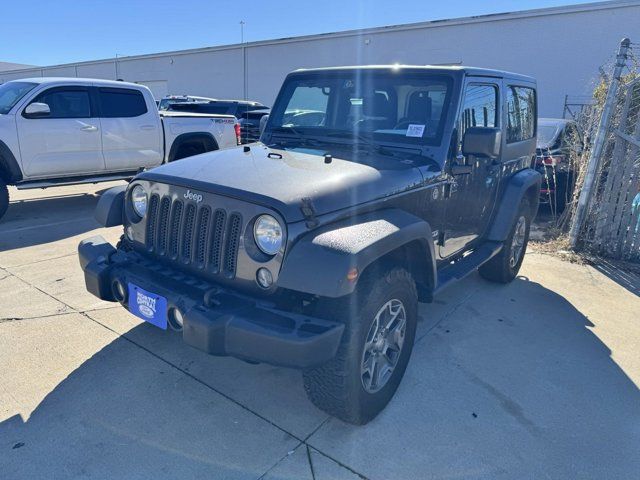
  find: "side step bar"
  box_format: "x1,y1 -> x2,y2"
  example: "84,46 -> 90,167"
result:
15,172 -> 138,190
434,241 -> 503,295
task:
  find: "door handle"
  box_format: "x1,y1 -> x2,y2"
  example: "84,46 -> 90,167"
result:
140,125 -> 155,131
80,125 -> 98,132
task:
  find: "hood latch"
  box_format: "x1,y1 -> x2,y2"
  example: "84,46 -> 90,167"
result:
300,197 -> 319,229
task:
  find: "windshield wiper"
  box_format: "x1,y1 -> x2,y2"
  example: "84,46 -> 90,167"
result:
325,131 -> 387,154
269,126 -> 327,148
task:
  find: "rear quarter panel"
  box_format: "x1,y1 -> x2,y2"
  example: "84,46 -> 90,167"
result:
161,114 -> 237,159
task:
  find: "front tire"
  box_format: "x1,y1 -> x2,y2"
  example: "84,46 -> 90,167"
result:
303,268 -> 418,425
0,179 -> 9,222
479,199 -> 531,283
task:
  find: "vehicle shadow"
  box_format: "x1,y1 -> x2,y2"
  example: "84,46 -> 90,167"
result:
1,276 -> 639,479
0,190 -> 108,253
309,274 -> 640,479
591,257 -> 640,297
0,316 -> 302,480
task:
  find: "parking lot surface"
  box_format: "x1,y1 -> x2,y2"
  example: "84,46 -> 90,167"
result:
1,184 -> 639,479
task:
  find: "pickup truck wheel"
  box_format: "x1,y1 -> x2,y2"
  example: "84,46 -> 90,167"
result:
479,199 -> 531,283
303,268 -> 418,425
0,179 -> 8,221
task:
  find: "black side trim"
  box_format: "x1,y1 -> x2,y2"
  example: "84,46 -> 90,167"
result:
434,241 -> 503,295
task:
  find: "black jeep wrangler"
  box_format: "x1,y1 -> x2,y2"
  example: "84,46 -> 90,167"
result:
79,66 -> 540,425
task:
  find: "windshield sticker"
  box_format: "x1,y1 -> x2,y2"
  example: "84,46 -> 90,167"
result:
406,124 -> 425,138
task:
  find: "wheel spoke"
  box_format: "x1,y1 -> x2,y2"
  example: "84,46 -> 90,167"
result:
377,354 -> 394,386
369,356 -> 379,390
386,319 -> 405,351
364,317 -> 380,353
385,303 -> 402,329
361,354 -> 375,390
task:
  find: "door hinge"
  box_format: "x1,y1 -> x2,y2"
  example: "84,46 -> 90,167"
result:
444,182 -> 453,199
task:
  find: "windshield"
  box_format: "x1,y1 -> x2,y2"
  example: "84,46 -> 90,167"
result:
537,124 -> 560,147
268,71 -> 453,146
0,81 -> 37,114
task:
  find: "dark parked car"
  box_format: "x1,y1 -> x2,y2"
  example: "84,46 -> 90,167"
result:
157,95 -> 216,111
536,118 -> 581,211
79,66 -> 540,425
167,100 -> 269,143
237,107 -> 270,143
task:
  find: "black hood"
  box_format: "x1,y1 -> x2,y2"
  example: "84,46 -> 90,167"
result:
138,144 -> 424,223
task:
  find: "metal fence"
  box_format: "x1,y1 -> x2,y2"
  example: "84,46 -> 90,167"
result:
569,39 -> 640,261
592,79 -> 640,259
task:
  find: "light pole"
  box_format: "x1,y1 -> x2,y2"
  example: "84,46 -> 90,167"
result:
115,53 -> 124,81
240,21 -> 247,100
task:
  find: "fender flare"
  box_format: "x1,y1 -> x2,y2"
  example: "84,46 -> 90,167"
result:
168,132 -> 219,162
487,169 -> 542,242
278,209 -> 437,298
0,140 -> 22,183
95,185 -> 126,227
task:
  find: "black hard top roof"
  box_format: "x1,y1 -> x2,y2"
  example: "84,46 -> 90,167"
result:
292,65 -> 535,84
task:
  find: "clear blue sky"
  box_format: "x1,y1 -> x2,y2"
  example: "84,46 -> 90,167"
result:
1,0 -> 602,66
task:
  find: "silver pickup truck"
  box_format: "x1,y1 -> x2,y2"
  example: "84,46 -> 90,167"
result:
0,78 -> 239,220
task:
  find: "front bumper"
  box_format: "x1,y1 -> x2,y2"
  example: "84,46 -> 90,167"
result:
79,236 -> 344,369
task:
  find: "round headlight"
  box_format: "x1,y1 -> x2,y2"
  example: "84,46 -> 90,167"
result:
254,215 -> 283,255
131,185 -> 148,218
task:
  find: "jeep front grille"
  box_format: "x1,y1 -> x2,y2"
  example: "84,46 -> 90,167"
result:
144,194 -> 242,277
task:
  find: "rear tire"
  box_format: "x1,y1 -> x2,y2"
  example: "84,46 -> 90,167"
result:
479,199 -> 531,283
303,268 -> 418,425
0,179 -> 9,222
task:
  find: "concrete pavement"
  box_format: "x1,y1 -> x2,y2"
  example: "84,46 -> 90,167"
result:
1,184 -> 639,479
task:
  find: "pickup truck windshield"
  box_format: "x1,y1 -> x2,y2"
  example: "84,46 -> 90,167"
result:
269,71 -> 453,146
0,81 -> 37,114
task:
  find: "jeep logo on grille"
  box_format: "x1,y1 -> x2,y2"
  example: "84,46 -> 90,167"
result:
184,190 -> 203,203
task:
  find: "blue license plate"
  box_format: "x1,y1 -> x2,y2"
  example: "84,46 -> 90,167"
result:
128,283 -> 168,330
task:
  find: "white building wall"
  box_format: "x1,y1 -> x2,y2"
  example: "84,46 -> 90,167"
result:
1,1 -> 638,117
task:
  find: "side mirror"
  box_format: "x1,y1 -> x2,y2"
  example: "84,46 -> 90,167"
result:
259,114 -> 270,138
24,102 -> 51,118
462,127 -> 501,159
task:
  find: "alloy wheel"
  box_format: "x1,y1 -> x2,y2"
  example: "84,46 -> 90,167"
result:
360,299 -> 407,393
510,215 -> 527,268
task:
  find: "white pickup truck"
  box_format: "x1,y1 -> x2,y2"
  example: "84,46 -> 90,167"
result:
0,78 -> 239,220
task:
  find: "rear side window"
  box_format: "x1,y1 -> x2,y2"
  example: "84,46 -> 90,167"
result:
32,88 -> 91,119
194,104 -> 233,115
169,103 -> 233,115
506,86 -> 536,143
98,88 -> 147,117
